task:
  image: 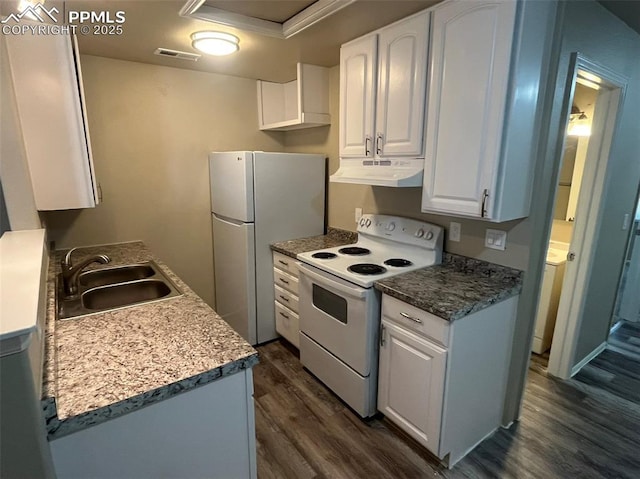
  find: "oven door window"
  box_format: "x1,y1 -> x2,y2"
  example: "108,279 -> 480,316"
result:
312,284 -> 348,324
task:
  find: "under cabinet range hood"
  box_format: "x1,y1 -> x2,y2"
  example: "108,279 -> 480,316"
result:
330,158 -> 424,187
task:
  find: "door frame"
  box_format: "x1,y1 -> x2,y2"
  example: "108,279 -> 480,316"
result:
546,54 -> 627,379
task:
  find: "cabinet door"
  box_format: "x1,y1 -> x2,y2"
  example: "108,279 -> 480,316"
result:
378,319 -> 446,456
339,35 -> 377,158
421,0 -> 516,218
5,31 -> 97,210
376,11 -> 429,158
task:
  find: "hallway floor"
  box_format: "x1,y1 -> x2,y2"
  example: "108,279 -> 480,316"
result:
253,339 -> 640,478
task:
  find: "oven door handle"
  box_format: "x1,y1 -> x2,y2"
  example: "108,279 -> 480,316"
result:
297,264 -> 368,299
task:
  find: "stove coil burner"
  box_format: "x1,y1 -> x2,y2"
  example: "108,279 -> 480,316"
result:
311,251 -> 338,259
384,258 -> 413,267
348,263 -> 387,276
338,246 -> 371,256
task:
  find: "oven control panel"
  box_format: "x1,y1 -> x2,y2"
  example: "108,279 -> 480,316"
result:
357,214 -> 443,249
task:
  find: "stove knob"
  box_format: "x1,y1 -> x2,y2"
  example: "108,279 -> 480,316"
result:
365,219 -> 372,227
387,222 -> 396,231
425,230 -> 434,240
415,228 -> 425,238
359,217 -> 366,227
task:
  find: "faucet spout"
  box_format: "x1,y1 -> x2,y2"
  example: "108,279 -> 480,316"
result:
61,248 -> 110,297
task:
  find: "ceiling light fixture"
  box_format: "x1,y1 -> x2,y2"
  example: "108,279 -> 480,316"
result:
191,31 -> 239,56
568,104 -> 591,137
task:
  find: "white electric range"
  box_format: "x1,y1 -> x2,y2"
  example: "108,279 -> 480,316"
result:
296,214 -> 443,417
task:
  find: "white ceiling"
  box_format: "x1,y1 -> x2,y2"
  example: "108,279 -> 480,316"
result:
203,0 -> 318,23
2,1 -> 637,84
65,0 -> 439,82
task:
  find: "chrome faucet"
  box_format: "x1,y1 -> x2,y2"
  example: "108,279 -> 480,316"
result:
61,247 -> 110,297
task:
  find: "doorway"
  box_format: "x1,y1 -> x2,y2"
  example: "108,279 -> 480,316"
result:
532,55 -> 628,379
612,189 -> 640,325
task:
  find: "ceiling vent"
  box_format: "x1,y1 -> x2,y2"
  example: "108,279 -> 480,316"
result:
154,48 -> 201,62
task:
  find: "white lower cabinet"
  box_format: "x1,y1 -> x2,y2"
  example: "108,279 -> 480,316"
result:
51,369 -> 256,479
378,294 -> 518,467
378,320 -> 446,453
272,252 -> 300,347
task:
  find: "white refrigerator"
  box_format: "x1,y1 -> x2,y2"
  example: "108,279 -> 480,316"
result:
209,151 -> 326,345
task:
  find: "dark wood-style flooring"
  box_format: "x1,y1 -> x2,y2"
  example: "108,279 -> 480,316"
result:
253,337 -> 640,478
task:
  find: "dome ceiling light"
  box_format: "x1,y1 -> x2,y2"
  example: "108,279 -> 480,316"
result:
191,31 -> 239,56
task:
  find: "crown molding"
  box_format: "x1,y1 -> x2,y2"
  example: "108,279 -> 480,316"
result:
180,0 -> 356,39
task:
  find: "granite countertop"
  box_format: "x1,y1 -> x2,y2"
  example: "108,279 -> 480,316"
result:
374,253 -> 524,321
270,227 -> 357,258
42,241 -> 258,439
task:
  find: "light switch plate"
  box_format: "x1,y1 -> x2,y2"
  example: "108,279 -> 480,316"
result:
485,229 -> 507,251
355,207 -> 363,223
449,222 -> 461,242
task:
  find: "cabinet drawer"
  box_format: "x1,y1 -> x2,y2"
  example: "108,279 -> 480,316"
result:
274,301 -> 300,348
382,295 -> 449,347
273,268 -> 299,295
274,284 -> 299,314
273,252 -> 298,277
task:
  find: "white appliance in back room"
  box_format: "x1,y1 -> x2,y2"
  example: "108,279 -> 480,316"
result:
209,151 -> 326,345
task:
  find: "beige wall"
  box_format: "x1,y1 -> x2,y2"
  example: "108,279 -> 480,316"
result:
285,66 -> 533,271
550,219 -> 573,244
0,34 -> 40,232
44,55 -> 285,306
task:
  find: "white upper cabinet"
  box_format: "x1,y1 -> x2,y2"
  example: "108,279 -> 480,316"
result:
333,10 -> 429,187
339,11 -> 429,160
421,0 -> 554,221
339,35 -> 377,158
5,31 -> 98,211
257,63 -> 330,131
375,13 -> 429,158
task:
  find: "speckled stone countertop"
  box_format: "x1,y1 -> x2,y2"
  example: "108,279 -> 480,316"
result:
42,241 -> 258,439
374,253 -> 524,321
270,227 -> 357,258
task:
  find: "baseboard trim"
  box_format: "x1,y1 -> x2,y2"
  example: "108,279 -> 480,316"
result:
570,341 -> 607,377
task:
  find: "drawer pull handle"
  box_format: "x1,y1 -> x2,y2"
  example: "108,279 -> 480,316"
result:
279,278 -> 289,284
279,295 -> 289,302
278,260 -> 289,266
279,311 -> 289,319
400,312 -> 423,324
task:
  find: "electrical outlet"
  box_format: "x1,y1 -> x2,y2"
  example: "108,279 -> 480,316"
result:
355,207 -> 363,223
449,222 -> 461,242
485,229 -> 507,251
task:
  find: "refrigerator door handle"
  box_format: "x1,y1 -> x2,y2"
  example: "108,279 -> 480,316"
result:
212,213 -> 250,226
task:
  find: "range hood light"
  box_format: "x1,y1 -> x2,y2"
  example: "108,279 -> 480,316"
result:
191,31 -> 239,56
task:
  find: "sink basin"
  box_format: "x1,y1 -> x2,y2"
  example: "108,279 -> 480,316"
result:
79,264 -> 155,288
546,248 -> 568,265
82,280 -> 172,310
57,260 -> 182,320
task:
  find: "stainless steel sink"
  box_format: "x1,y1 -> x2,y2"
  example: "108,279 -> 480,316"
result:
57,261 -> 182,320
82,280 -> 173,310
79,264 -> 155,288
